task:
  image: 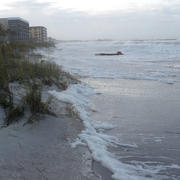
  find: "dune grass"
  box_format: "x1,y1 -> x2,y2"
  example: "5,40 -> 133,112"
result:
0,42 -> 77,125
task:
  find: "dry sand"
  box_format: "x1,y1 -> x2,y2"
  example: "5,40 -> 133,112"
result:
0,93 -> 103,180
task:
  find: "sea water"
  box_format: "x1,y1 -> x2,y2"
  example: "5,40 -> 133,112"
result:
50,39 -> 180,180
52,39 -> 180,84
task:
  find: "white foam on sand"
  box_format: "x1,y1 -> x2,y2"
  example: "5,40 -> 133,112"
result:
49,83 -> 179,180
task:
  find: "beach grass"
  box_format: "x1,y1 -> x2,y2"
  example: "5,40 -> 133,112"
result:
0,42 -> 77,125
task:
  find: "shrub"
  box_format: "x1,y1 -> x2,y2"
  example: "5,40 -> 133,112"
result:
24,81 -> 53,115
0,93 -> 11,108
0,41 -> 76,125
24,82 -> 44,114
0,50 -> 9,90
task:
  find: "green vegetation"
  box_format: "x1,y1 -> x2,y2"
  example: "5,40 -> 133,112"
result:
6,105 -> 24,126
0,25 -> 8,36
0,41 -> 77,126
0,92 -> 12,108
24,81 -> 56,124
24,81 -> 53,114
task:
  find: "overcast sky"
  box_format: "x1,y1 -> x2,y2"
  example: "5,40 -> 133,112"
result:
0,0 -> 180,40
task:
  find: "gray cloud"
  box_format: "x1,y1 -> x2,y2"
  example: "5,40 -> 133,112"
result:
10,0 -> 51,8
0,0 -> 180,40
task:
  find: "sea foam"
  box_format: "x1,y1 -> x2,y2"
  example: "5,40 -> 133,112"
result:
49,83 -> 179,180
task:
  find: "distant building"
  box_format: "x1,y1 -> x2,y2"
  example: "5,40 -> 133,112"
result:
30,26 -> 47,42
0,18 -> 9,43
0,17 -> 29,43
0,18 -> 8,30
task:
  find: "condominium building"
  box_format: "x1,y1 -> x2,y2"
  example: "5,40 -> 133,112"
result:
30,26 -> 47,42
0,17 -> 29,42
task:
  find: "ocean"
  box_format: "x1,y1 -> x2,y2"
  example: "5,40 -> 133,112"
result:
50,39 -> 180,180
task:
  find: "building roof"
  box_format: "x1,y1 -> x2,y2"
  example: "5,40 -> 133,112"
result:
0,18 -> 8,20
30,26 -> 46,29
8,17 -> 29,24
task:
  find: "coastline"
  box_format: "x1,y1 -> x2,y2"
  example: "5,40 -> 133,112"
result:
30,39 -> 180,180
3,41 -> 179,179
87,78 -> 180,179
0,95 -> 93,179
0,43 -> 112,180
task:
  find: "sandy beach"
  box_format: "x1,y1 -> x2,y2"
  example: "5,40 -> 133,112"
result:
47,39 -> 180,179
0,95 -> 101,180
1,78 -> 179,180
0,0 -> 180,178
1,38 -> 180,180
0,43 -> 113,180
0,100 -> 77,179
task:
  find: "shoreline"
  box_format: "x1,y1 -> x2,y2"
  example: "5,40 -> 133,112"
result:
0,43 -> 111,180
36,40 -> 180,180
88,77 -> 180,179
0,94 -> 95,179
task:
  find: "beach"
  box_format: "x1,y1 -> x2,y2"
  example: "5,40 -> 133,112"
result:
0,96 -> 100,180
0,1 -> 180,179
0,44 -> 112,180
51,39 -> 180,179
0,39 -> 180,180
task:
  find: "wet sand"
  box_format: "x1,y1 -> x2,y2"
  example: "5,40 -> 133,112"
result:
86,78 -> 180,179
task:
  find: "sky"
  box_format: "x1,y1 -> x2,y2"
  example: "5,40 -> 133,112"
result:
0,0 -> 180,40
